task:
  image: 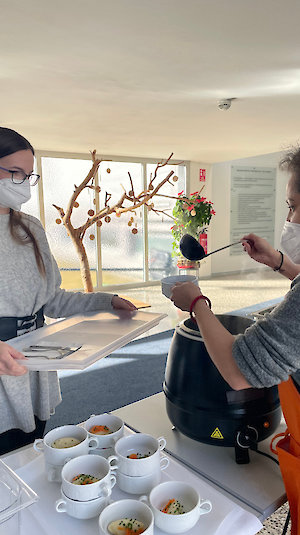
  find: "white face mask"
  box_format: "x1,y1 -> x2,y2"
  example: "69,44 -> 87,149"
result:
280,220 -> 300,264
0,178 -> 31,211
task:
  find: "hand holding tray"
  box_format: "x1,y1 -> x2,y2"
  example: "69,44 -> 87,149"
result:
9,310 -> 167,371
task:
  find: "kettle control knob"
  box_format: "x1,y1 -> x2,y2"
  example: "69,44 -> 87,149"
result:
236,425 -> 258,449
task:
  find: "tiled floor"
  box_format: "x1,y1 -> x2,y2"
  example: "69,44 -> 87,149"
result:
122,269 -> 292,534
121,268 -> 290,335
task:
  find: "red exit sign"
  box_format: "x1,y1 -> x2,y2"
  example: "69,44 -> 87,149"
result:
199,168 -> 206,182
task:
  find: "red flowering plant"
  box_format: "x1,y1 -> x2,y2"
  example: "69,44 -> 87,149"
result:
171,190 -> 216,256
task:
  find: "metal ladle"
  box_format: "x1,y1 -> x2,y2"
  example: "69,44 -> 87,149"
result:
179,234 -> 242,261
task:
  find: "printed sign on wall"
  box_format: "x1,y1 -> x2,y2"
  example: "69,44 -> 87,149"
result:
199,168 -> 206,182
230,166 -> 276,255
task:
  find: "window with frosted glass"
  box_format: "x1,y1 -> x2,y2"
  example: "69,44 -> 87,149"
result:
42,157 -> 97,290
99,161 -> 144,285
147,164 -> 186,281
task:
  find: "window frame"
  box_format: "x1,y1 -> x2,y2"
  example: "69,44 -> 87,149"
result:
35,150 -> 189,291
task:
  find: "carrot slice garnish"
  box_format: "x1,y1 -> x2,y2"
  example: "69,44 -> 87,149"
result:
161,498 -> 175,513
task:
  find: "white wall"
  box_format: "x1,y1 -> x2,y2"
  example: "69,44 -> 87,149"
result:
209,151 -> 289,275
189,161 -> 212,277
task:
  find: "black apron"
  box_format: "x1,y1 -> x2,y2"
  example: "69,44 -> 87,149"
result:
0,307 -> 46,455
0,308 -> 45,341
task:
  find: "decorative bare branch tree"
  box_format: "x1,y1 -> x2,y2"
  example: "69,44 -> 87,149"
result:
53,151 -> 182,292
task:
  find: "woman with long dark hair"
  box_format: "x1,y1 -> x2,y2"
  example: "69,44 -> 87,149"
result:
0,127 -> 136,455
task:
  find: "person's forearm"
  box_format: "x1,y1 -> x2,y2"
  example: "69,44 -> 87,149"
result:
193,300 -> 251,390
266,250 -> 300,280
276,255 -> 300,280
243,234 -> 300,280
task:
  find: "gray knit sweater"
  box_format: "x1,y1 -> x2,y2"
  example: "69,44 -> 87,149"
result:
0,212 -> 115,433
233,273 -> 300,389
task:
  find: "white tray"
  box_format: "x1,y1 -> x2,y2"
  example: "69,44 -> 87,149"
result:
8,310 -> 166,371
13,434 -> 262,535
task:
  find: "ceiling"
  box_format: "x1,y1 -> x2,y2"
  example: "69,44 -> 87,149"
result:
2,0 -> 300,163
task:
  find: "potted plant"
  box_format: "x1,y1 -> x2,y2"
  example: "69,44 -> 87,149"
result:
171,190 -> 216,267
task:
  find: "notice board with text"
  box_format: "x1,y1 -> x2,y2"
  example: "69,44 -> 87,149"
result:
230,166 -> 276,255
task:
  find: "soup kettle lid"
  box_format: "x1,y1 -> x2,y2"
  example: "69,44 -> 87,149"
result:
176,314 -> 254,340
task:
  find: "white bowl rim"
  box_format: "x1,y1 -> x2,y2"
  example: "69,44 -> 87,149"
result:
149,480 -> 200,514
161,275 -> 198,285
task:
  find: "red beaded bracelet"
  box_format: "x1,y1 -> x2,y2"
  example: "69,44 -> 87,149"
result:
189,295 -> 212,320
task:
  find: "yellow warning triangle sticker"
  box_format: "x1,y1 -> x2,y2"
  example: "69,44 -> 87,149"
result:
210,427 -> 224,439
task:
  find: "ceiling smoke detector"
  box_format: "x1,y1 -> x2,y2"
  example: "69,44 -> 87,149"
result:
217,98 -> 236,111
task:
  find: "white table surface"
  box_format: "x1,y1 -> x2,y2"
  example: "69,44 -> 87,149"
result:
113,393 -> 287,521
1,427 -> 263,535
